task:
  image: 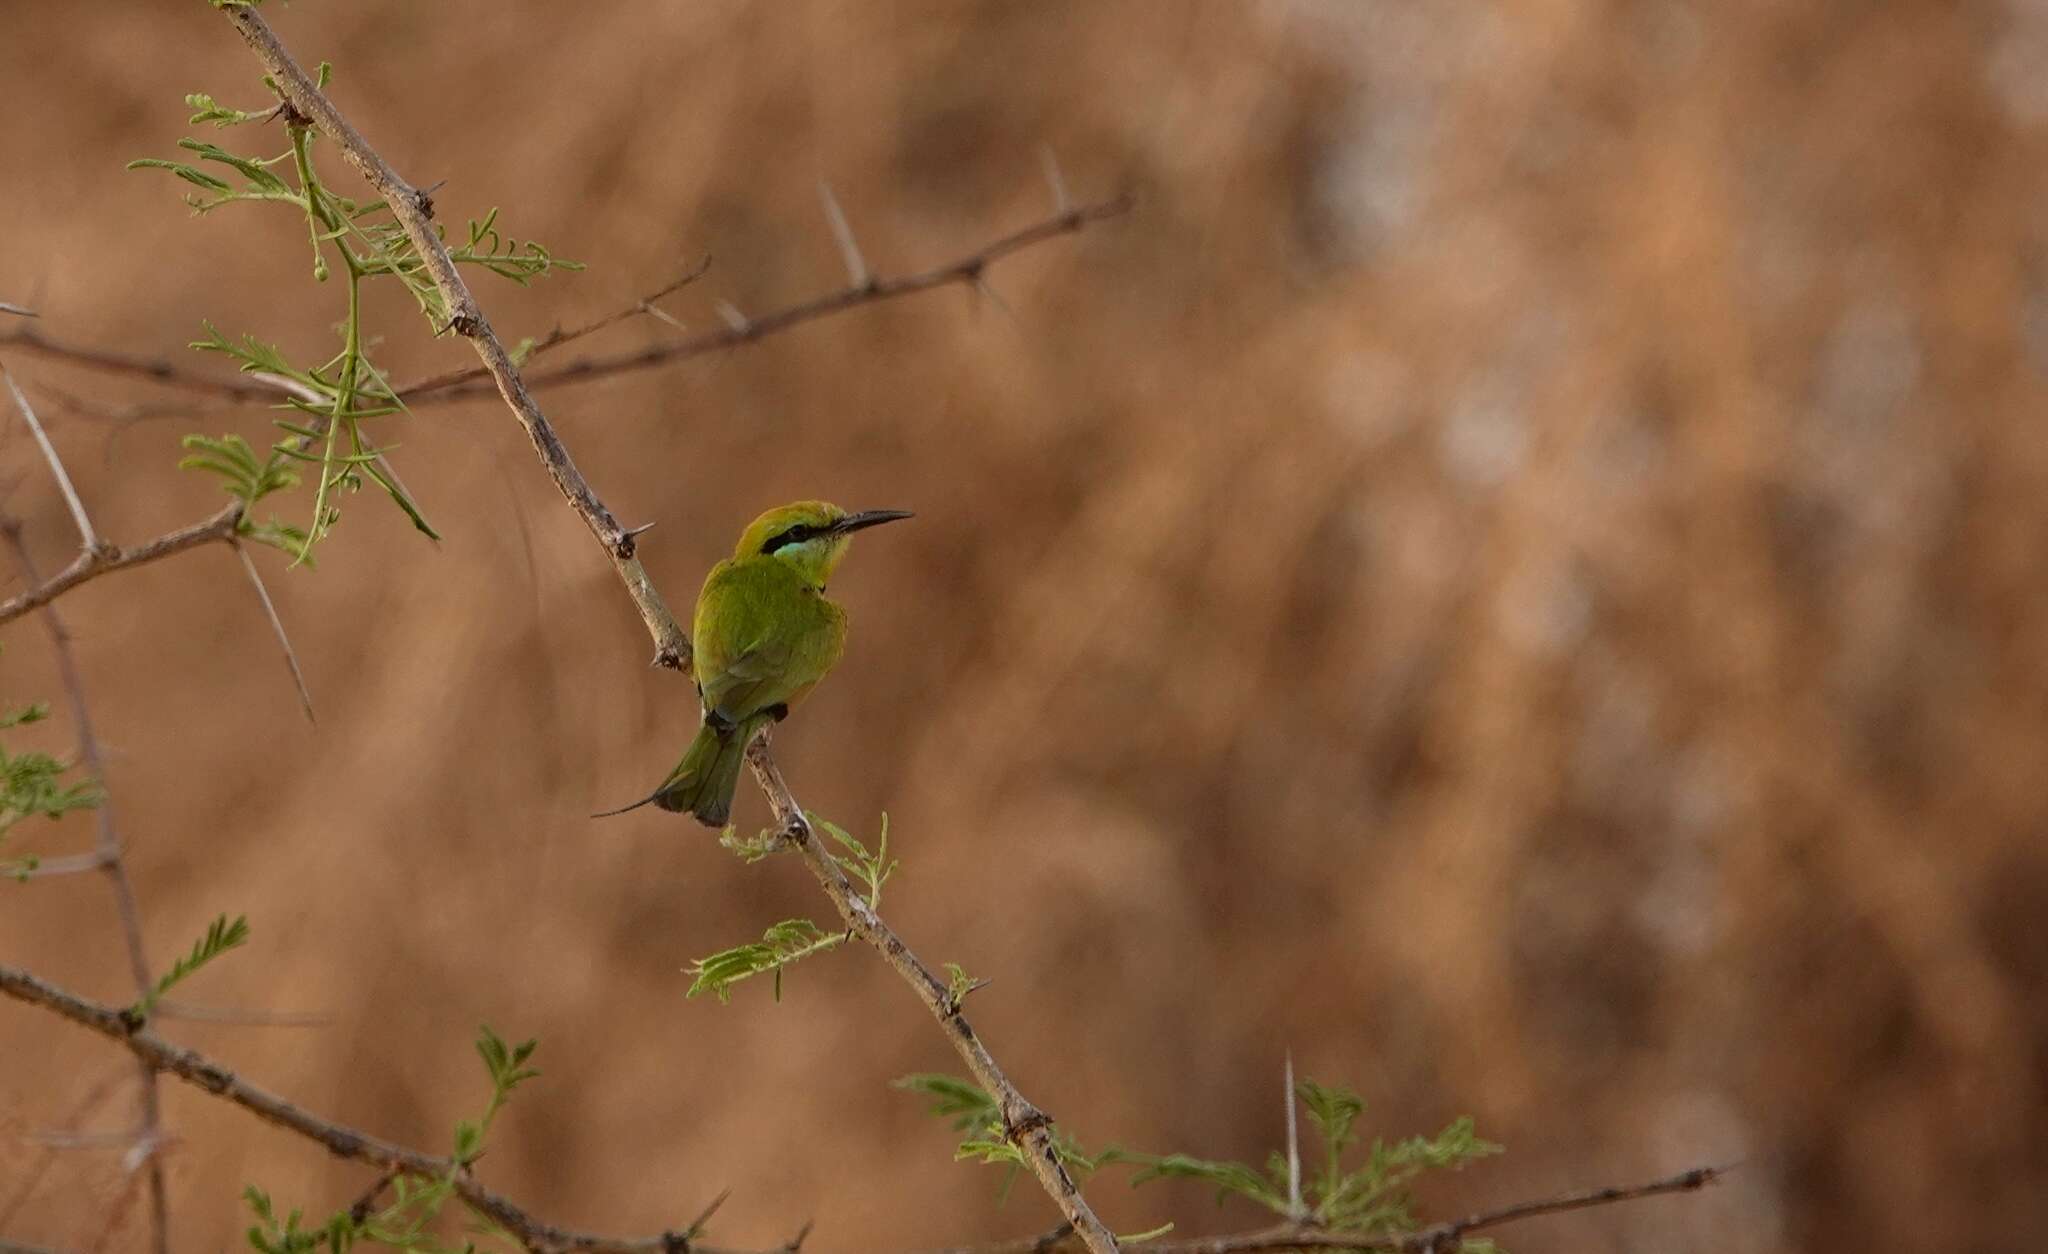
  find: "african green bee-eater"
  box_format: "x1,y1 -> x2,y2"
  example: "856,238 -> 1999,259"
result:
596,500 -> 913,826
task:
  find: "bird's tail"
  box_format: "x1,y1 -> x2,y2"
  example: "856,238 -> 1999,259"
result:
641,712 -> 771,827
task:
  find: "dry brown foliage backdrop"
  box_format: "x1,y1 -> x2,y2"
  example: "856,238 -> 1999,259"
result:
4,2 -> 2046,1251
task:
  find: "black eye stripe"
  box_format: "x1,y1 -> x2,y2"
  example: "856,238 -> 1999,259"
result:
763,523 -> 819,553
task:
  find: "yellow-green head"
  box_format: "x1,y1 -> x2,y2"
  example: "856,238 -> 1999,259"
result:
733,500 -> 914,588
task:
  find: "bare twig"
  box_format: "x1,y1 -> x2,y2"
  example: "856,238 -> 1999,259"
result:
1282,1054 -> 1302,1222
744,738 -> 1122,1254
0,325 -> 283,401
0,504 -> 241,628
2,527 -> 169,1254
4,367 -> 102,553
0,1066 -> 128,1231
34,381 -> 242,439
0,963 -> 768,1254
14,848 -> 112,878
153,999 -> 330,1029
229,539 -> 315,724
394,255 -> 711,397
925,1165 -> 1723,1254
409,194 -> 1133,404
24,1126 -> 142,1151
0,191 -> 1126,418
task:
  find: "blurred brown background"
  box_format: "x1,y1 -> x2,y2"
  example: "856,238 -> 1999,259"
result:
3,2 -> 2046,1251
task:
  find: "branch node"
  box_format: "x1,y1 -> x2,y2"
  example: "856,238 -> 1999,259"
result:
347,1171 -> 395,1224
615,519 -> 659,560
683,1187 -> 730,1240
1003,1102 -> 1053,1144
1032,1222 -> 1076,1253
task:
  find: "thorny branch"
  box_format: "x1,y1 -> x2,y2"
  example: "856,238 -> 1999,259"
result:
0,153 -> 1122,640
923,1163 -> 1721,1253
0,961 -> 1723,1254
216,5 -> 1124,1247
0,964 -> 771,1254
0,186 -> 1125,626
0,11 -> 1724,1254
0,327 -> 285,401
1,524 -> 170,1254
398,193 -> 1132,403
227,4 -> 686,671
745,739 -> 1123,1254
0,504 -> 241,627
0,198 -> 1130,414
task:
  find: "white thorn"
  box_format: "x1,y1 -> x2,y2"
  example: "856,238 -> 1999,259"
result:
4,365 -> 100,552
1285,1050 -> 1303,1219
715,300 -> 750,334
642,303 -> 689,333
234,540 -> 316,726
818,181 -> 870,289
1040,145 -> 1071,215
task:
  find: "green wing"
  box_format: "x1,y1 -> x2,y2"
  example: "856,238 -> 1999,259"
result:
692,558 -> 844,721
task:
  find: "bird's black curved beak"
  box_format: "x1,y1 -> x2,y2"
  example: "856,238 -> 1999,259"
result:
832,509 -> 915,535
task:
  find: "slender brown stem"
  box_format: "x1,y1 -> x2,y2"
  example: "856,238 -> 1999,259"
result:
0,201 -> 1127,415
4,366 -> 102,552
391,254 -> 711,398
0,963 -> 762,1254
744,741 -> 1122,1254
0,504 -> 241,628
0,325 -> 283,399
407,195 -> 1132,404
3,527 -> 170,1254
229,538 -> 315,724
921,1166 -> 1722,1254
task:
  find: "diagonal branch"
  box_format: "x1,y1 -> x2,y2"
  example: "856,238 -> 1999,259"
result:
218,9 -> 1125,1251
221,4 -> 688,673
229,538 -> 316,724
4,367 -> 103,553
744,741 -> 1123,1254
0,963 -> 763,1254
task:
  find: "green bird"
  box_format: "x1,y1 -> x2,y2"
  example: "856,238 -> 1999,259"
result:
596,500 -> 913,826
